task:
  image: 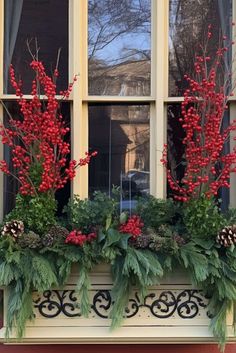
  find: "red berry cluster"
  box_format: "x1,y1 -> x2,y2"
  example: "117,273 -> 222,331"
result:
0,61 -> 96,196
119,215 -> 144,239
65,230 -> 97,246
162,25 -> 236,201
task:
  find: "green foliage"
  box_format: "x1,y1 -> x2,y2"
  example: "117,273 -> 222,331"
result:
224,207 -> 236,225
76,265 -> 91,317
2,249 -> 59,337
6,193 -> 57,235
2,191 -> 236,350
110,247 -> 163,328
103,228 -> 131,250
177,242 -> 209,282
183,196 -> 225,239
63,191 -> 118,231
110,259 -> 132,329
136,196 -> 182,231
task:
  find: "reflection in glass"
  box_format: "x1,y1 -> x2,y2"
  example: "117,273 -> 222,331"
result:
88,0 -> 151,96
169,0 -> 232,97
4,0 -> 68,94
89,104 -> 150,203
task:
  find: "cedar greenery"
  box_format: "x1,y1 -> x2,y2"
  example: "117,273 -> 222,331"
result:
1,193 -> 236,352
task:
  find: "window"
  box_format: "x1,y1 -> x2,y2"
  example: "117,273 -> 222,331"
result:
0,0 -> 236,220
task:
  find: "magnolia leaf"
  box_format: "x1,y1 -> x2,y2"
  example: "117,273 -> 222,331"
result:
118,234 -> 131,250
105,214 -> 112,230
119,212 -> 128,224
230,244 -> 235,253
98,229 -> 106,243
103,228 -> 123,249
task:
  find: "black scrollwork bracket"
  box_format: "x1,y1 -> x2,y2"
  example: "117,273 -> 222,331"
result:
34,289 -> 208,320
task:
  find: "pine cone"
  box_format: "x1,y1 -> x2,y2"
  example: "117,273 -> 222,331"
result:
47,225 -> 69,242
173,233 -> 186,246
2,220 -> 24,239
149,235 -> 166,251
132,233 -> 153,249
216,225 -> 236,247
18,231 -> 42,249
41,233 -> 54,247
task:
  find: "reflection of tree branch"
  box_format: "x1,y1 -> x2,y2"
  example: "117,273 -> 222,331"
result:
122,48 -> 151,61
89,24 -> 106,59
90,28 -> 129,57
88,0 -> 151,61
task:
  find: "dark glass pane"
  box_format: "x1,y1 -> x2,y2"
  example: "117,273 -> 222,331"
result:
2,101 -> 71,216
167,103 -> 229,208
169,0 -> 232,97
167,104 -> 185,194
4,0 -> 68,94
89,104 -> 150,204
88,0 -> 151,96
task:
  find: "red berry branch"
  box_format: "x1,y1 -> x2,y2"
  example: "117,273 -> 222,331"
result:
162,24 -> 236,202
119,215 -> 144,239
65,230 -> 97,246
0,60 -> 97,196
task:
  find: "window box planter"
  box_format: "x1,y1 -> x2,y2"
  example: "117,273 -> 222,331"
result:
0,264 -> 235,344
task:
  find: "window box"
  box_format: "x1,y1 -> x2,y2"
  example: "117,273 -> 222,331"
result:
0,264 -> 234,344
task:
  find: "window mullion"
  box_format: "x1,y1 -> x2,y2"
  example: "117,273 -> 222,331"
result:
151,0 -> 169,199
85,96 -> 155,103
70,0 -> 88,199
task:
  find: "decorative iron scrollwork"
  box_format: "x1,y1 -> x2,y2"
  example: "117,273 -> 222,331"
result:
34,290 -> 81,318
34,288 -> 208,320
92,290 -> 112,318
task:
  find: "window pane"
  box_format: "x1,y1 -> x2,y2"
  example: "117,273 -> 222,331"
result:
169,0 -> 232,97
2,101 -> 71,216
167,103 -> 229,208
4,0 -> 68,94
167,104 -> 185,193
88,0 -> 151,96
89,104 -> 150,204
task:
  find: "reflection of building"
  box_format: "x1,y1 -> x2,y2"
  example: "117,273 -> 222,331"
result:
89,103 -> 149,196
89,59 -> 151,96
